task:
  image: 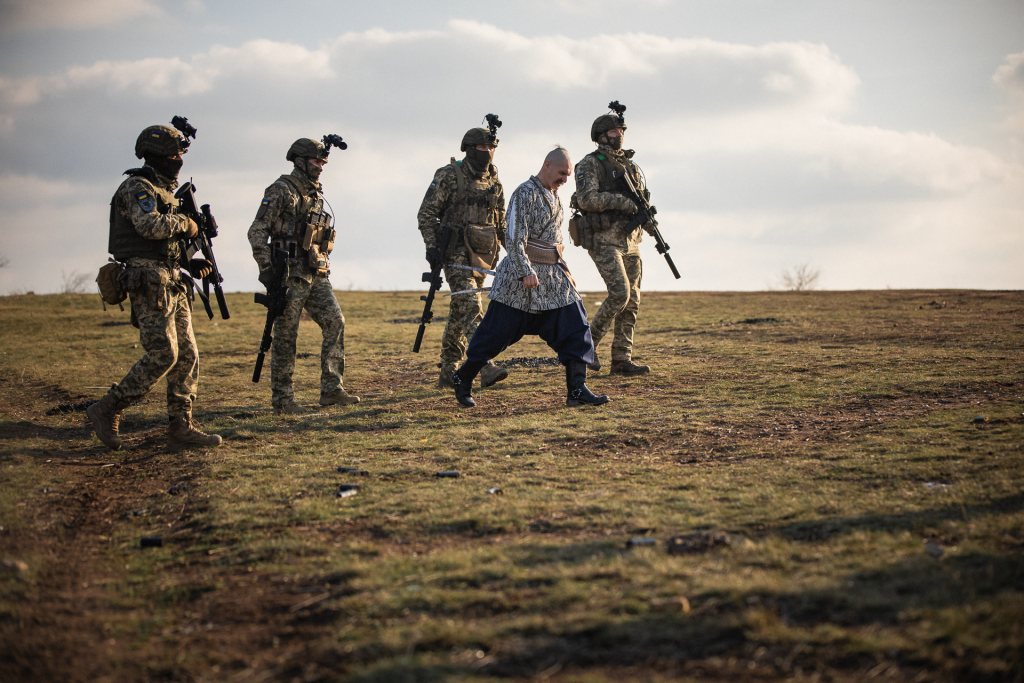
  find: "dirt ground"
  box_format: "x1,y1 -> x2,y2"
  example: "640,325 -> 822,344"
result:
1,289 -> 1022,683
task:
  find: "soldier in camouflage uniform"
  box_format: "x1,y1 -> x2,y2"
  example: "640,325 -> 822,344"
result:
87,124 -> 223,451
417,123 -> 509,389
571,107 -> 652,376
248,138 -> 358,415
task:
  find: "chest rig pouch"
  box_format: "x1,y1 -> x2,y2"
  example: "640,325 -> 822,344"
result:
450,159 -> 500,270
581,153 -> 638,236
270,176 -> 335,276
302,205 -> 335,275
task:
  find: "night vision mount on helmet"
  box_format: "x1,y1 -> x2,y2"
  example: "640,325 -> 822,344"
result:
322,134 -> 347,154
590,101 -> 628,142
460,113 -> 502,152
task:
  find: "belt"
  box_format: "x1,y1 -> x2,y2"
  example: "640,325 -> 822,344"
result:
525,238 -> 575,287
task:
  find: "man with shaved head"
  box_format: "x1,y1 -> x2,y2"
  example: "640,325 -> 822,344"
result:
449,146 -> 609,409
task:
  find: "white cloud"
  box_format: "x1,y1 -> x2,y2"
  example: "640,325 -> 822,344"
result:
993,50 -> 1024,141
0,0 -> 161,32
1,21 -> 1022,294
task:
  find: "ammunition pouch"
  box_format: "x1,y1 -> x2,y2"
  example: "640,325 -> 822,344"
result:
301,208 -> 334,276
95,259 -> 126,311
463,224 -> 499,270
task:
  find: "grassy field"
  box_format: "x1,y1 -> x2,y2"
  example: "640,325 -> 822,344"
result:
0,288 -> 1021,683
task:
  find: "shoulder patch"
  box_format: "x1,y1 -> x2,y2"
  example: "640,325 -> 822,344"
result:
596,154 -> 607,161
136,191 -> 155,213
255,198 -> 270,219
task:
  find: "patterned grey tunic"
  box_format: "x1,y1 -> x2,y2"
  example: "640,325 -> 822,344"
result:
489,176 -> 581,312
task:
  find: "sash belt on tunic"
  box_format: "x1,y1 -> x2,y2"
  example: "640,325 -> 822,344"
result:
525,238 -> 576,287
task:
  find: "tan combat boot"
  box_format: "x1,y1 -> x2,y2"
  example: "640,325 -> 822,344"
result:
86,388 -> 129,451
437,366 -> 456,389
320,388 -> 360,406
274,401 -> 305,415
610,359 -> 651,376
479,362 -> 509,388
168,413 -> 223,450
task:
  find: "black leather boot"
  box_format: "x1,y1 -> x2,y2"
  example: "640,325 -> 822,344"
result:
453,361 -> 486,407
565,361 -> 610,407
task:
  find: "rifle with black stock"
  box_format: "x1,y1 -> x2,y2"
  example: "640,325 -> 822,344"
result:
412,222 -> 453,353
175,180 -> 231,318
252,247 -> 290,383
169,115 -> 231,318
620,171 -> 681,280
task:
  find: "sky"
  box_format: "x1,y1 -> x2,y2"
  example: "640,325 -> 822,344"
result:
1,0 -> 1022,295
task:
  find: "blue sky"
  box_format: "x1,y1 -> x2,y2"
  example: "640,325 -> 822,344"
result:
1,0 -> 1022,294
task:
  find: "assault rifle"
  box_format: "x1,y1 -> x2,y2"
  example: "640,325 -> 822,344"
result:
252,247 -> 290,383
620,171 -> 681,280
175,180 -> 231,318
412,222 -> 454,353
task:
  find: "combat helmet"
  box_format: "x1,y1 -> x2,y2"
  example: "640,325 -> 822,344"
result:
591,101 -> 628,142
286,138 -> 328,162
134,125 -> 189,159
460,127 -> 499,152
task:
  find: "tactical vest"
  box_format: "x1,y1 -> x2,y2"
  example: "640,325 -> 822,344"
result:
445,160 -> 501,228
108,169 -> 181,266
587,152 -> 634,200
270,174 -> 334,275
446,159 -> 502,268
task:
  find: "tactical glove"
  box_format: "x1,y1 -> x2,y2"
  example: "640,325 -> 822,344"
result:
426,246 -> 442,272
183,218 -> 199,239
188,258 -> 213,279
258,268 -> 276,288
617,197 -> 639,215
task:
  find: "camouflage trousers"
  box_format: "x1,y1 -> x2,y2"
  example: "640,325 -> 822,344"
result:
112,275 -> 197,419
270,275 -> 345,408
439,247 -> 485,372
588,244 -> 643,361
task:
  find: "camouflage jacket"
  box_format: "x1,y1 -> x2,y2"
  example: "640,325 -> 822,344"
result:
416,159 -> 506,257
109,166 -> 192,273
573,144 -> 646,252
489,176 -> 580,312
248,167 -> 326,284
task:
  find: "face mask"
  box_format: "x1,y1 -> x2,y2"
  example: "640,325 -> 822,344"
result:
145,153 -> 184,180
299,159 -> 323,181
604,134 -> 623,151
466,148 -> 493,170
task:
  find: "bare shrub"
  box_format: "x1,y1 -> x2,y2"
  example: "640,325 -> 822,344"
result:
778,264 -> 821,291
59,269 -> 92,294
0,254 -> 9,268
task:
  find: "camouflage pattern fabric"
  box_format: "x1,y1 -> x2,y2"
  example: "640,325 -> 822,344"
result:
573,143 -> 646,252
417,160 -> 506,252
417,158 -> 506,370
269,276 -> 346,408
490,176 -> 580,312
248,166 -> 324,284
588,244 -> 643,362
110,170 -> 192,265
111,261 -> 197,418
440,248 -> 485,372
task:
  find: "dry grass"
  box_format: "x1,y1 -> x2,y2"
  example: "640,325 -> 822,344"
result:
0,289 -> 1021,683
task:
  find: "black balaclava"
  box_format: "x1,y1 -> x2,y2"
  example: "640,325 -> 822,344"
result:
144,152 -> 184,180
464,147 -> 493,174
